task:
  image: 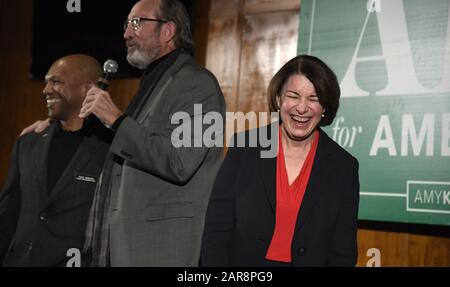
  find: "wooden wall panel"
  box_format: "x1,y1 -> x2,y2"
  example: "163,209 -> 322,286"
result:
238,11 -> 299,115
357,226 -> 450,267
357,229 -> 409,266
206,0 -> 242,112
243,0 -> 301,14
193,0 -> 211,67
408,234 -> 450,266
108,79 -> 140,111
0,0 -> 44,186
206,0 -> 299,140
206,0 -> 244,145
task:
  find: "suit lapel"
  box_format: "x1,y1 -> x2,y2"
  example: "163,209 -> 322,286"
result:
295,130 -> 333,231
136,52 -> 191,124
256,123 -> 279,214
47,132 -> 103,203
257,155 -> 276,214
255,127 -> 335,229
36,123 -> 58,204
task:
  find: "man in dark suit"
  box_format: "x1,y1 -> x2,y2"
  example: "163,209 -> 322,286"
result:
0,54 -> 111,266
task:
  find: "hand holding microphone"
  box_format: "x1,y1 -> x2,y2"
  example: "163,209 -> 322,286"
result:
79,59 -> 123,127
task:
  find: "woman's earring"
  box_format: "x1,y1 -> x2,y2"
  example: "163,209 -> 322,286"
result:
321,113 -> 325,118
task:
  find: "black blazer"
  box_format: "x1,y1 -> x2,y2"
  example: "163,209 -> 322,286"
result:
0,121 -> 110,266
201,126 -> 360,267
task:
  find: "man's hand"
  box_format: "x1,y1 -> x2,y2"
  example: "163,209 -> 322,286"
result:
79,86 -> 123,126
20,118 -> 52,136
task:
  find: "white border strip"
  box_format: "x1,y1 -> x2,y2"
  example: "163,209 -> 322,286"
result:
308,0 -> 316,54
360,192 -> 406,197
407,208 -> 450,215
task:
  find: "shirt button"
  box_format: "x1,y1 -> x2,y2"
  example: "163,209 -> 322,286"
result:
28,242 -> 33,250
298,247 -> 306,255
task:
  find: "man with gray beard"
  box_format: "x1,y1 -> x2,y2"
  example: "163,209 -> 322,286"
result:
77,0 -> 225,266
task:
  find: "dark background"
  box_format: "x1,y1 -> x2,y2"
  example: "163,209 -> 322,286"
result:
30,0 -> 195,79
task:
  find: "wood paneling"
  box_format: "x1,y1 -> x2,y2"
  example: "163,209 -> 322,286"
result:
204,0 -> 450,267
193,0 -> 211,67
238,10 -> 299,114
357,229 -> 409,266
0,0 -> 44,186
206,0 -> 299,141
357,221 -> 450,266
206,0 -> 242,113
243,0 -> 301,14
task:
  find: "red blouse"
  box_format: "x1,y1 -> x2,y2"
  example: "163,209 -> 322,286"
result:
265,128 -> 319,262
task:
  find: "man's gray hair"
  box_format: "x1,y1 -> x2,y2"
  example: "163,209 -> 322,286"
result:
158,0 -> 196,55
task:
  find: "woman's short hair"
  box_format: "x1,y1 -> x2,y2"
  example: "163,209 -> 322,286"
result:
267,54 -> 340,126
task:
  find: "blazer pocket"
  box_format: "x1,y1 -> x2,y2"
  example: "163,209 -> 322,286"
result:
145,202 -> 194,222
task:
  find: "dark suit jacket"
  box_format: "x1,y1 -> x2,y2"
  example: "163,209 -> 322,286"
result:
201,126 -> 360,267
0,120 -> 110,266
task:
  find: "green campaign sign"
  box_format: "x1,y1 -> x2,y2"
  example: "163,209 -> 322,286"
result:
298,0 -> 450,225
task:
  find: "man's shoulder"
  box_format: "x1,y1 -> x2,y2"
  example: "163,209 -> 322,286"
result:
175,54 -> 219,85
12,123 -> 53,159
18,122 -> 54,144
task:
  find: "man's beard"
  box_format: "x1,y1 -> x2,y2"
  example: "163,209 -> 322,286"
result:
126,46 -> 161,70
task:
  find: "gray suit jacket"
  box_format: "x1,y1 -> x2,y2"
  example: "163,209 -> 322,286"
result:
108,51 -> 225,266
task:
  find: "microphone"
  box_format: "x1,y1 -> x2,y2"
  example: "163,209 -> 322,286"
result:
86,59 -> 119,128
97,59 -> 119,90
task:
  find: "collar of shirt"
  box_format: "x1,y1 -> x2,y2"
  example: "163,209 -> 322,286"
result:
142,49 -> 178,78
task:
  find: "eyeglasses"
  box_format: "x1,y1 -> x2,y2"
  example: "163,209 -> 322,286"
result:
124,17 -> 168,31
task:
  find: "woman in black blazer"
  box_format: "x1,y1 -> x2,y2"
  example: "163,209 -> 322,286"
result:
201,55 -> 360,267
